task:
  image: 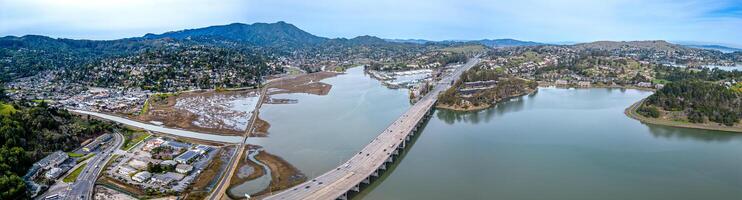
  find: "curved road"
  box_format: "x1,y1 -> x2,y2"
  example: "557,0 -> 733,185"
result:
63,132 -> 124,200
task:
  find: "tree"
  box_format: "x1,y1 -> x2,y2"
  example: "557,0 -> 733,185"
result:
0,174 -> 27,200
637,105 -> 660,118
0,87 -> 6,101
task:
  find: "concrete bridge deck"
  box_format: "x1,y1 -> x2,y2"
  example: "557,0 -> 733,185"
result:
265,58 -> 480,200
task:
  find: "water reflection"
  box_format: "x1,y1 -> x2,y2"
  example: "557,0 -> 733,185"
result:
646,124 -> 742,142
436,95 -> 526,125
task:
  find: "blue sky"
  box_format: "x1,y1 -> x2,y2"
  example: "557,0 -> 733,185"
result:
1,0 -> 741,47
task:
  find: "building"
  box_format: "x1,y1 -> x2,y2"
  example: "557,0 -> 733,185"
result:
132,171 -> 152,182
128,159 -> 149,170
555,80 -> 569,85
636,82 -> 653,88
161,160 -> 178,167
577,81 -> 591,87
117,166 -> 137,176
174,150 -> 199,164
142,138 -> 166,152
193,145 -> 211,155
175,164 -> 193,174
24,151 -> 69,181
151,172 -> 185,186
164,141 -> 191,150
83,133 -> 112,152
44,167 -> 64,179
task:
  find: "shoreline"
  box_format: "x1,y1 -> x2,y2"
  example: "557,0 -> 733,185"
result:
436,88 -> 538,112
624,99 -> 742,133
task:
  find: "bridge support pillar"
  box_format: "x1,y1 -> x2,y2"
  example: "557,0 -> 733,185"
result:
338,193 -> 348,200
380,163 -> 387,170
393,149 -> 399,155
372,169 -> 379,177
386,156 -> 394,163
363,177 -> 371,184
352,184 -> 360,192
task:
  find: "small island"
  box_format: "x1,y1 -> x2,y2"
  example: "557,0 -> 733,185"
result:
436,66 -> 538,111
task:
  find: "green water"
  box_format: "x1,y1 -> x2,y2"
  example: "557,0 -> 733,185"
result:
251,67 -> 742,199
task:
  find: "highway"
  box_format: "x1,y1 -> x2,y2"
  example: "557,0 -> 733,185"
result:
62,132 -> 125,200
70,110 -> 245,144
265,58 -> 480,200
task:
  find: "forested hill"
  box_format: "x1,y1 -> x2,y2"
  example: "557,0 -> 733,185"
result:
639,67 -> 742,126
0,90 -> 114,199
142,21 -> 328,47
0,21 -> 418,84
0,35 -> 178,82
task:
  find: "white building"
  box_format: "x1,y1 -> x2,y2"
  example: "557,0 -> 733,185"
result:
117,166 -> 137,176
175,164 -> 193,174
44,167 -> 64,179
132,171 -> 152,182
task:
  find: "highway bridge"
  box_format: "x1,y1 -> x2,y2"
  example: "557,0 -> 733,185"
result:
265,58 -> 480,200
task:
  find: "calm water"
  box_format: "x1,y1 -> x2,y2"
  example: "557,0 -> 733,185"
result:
256,66 -> 410,177
245,67 -> 742,199
358,88 -> 742,200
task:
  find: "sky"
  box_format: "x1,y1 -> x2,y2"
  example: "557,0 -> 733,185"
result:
1,0 -> 741,47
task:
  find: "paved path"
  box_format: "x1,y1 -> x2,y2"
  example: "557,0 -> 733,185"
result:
265,58 -> 480,200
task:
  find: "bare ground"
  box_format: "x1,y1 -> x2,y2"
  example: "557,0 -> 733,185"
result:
252,151 -> 307,198
138,89 -> 258,136
266,72 -> 338,96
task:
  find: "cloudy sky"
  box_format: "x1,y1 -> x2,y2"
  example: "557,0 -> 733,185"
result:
1,0 -> 741,46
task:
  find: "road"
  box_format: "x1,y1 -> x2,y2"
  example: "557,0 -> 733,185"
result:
70,110 -> 244,144
265,58 -> 480,200
60,132 -> 124,200
207,85 -> 268,200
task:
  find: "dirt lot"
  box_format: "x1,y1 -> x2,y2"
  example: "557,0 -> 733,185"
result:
94,185 -> 137,200
138,89 -> 258,136
266,71 -> 338,96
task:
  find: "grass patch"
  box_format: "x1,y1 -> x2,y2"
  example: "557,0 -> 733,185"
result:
140,99 -> 150,115
440,44 -> 488,54
32,99 -> 52,103
0,103 -> 16,116
63,163 -> 87,183
121,129 -> 151,151
78,153 -> 95,163
67,152 -> 84,158
651,79 -> 671,85
731,82 -> 742,93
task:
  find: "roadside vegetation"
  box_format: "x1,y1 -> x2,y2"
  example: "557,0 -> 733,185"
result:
121,129 -> 151,151
63,163 -> 87,183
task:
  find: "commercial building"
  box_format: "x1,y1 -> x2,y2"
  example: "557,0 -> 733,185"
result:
174,150 -> 199,164
175,164 -> 193,174
132,171 -> 152,182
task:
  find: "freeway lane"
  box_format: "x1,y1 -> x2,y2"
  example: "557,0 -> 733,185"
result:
62,132 -> 124,200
